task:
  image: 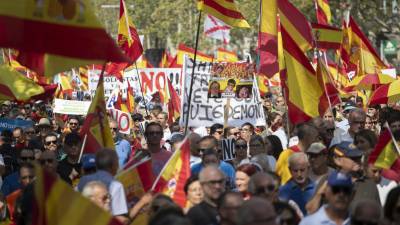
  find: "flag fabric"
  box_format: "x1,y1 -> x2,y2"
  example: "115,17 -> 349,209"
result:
165,78 -> 181,125
80,74 -> 115,154
171,44 -> 214,68
368,128 -> 400,172
280,27 -> 326,124
0,64 -> 47,101
315,0 -> 332,25
152,137 -> 191,208
369,80 -> 400,105
316,59 -> 340,113
127,81 -> 135,113
312,23 -> 342,50
198,0 -> 250,28
258,0 -> 279,78
204,15 -> 231,44
341,17 -> 387,75
33,165 -> 122,225
216,48 -> 238,62
278,0 -> 313,52
0,1 -> 129,77
159,51 -> 174,68
78,67 -> 89,91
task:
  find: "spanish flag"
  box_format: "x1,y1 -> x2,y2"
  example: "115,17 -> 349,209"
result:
216,48 -> 238,62
78,67 -> 89,91
198,0 -> 250,28
368,128 -> 400,174
172,44 -> 214,68
165,78 -> 181,125
280,27 -> 325,124
315,0 -> 331,25
258,0 -> 279,78
0,1 -> 129,77
0,64 -> 47,101
152,137 -> 191,208
80,74 -> 115,154
32,165 -> 123,225
127,81 -> 135,113
278,0 -> 313,52
341,17 -> 387,75
316,59 -> 340,113
312,23 -> 342,50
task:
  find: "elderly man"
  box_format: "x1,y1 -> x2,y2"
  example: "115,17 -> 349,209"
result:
330,108 -> 366,147
300,171 -> 353,225
109,119 -> 131,169
187,165 -> 226,225
279,152 -> 316,215
82,181 -> 111,212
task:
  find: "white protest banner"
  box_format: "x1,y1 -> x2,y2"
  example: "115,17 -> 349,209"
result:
109,109 -> 131,134
179,57 -> 266,127
222,138 -> 235,161
89,68 -> 182,98
53,99 -> 91,115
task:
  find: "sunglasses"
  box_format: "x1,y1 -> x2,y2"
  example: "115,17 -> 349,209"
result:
235,144 -> 247,149
331,186 -> 352,195
201,178 -> 225,186
21,175 -> 35,180
21,156 -> 35,161
45,140 -> 57,145
256,184 -> 276,194
69,123 -> 78,126
40,159 -> 55,165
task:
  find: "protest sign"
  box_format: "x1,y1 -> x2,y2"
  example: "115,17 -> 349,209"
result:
109,109 -> 131,134
222,138 -> 236,161
209,62 -> 255,99
115,158 -> 153,208
179,57 -> 266,127
0,118 -> 34,132
53,99 -> 91,115
89,68 -> 182,98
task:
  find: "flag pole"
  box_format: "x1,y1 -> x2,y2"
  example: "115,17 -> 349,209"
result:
134,62 -> 149,117
184,10 -> 202,135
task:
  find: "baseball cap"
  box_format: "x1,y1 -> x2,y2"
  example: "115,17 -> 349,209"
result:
327,171 -> 353,188
37,118 -> 51,127
333,141 -> 363,158
81,154 -> 96,170
342,101 -> 357,113
306,142 -> 327,154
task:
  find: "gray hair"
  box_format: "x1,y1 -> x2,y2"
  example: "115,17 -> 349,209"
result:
288,152 -> 309,169
247,172 -> 274,195
81,181 -> 107,198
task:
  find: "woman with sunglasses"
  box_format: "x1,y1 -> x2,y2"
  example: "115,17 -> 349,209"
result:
232,138 -> 248,167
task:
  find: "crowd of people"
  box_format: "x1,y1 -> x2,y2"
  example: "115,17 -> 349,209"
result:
0,91 -> 399,225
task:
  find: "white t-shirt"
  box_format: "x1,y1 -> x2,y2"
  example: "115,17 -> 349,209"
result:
272,127 -> 288,149
377,177 -> 398,206
110,180 -> 128,216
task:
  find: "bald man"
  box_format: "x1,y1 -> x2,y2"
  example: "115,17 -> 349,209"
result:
187,165 -> 226,225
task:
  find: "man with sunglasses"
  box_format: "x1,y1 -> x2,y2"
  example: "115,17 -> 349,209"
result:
1,148 -> 35,196
109,120 -> 131,169
43,133 -> 65,161
57,132 -> 82,185
67,116 -> 80,133
210,123 -> 224,141
187,165 -> 226,225
331,108 -> 366,147
300,171 -> 353,225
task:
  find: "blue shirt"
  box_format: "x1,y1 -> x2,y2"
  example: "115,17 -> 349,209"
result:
115,138 -> 131,169
279,179 -> 316,215
299,205 -> 350,225
1,172 -> 20,196
77,170 -> 114,192
191,161 -> 236,189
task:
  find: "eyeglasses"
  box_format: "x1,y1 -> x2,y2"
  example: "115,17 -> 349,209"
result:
351,219 -> 378,225
198,148 -> 214,153
255,184 -> 276,194
331,186 -> 352,195
21,175 -> 35,180
21,156 -> 35,161
69,122 -> 78,126
100,194 -> 111,202
235,144 -> 247,149
201,178 -> 225,186
45,140 -> 57,145
40,158 -> 55,165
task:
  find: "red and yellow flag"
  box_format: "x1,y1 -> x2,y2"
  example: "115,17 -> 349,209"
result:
315,0 -> 331,25
80,75 -> 115,154
312,23 -> 342,50
278,0 -> 313,52
280,27 -> 325,124
216,48 -> 238,62
78,67 -> 89,91
316,59 -> 340,113
341,17 -> 387,75
198,0 -> 250,28
165,78 -> 181,125
258,0 -> 278,78
127,81 -> 135,113
368,128 -> 400,171
0,1 -> 129,77
33,165 -> 122,225
152,138 -> 191,208
172,44 -> 214,68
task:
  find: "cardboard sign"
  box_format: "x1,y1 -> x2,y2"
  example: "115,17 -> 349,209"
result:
109,109 -> 131,134
53,99 -> 91,115
0,118 -> 34,132
222,138 -> 236,161
179,57 -> 266,127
